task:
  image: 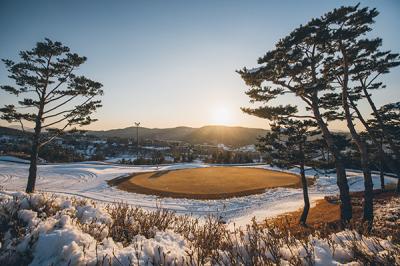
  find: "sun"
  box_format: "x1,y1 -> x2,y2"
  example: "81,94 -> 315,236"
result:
211,106 -> 233,125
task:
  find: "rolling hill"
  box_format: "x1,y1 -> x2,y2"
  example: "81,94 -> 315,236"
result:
90,125 -> 267,146
0,126 -> 32,137
0,125 -> 268,146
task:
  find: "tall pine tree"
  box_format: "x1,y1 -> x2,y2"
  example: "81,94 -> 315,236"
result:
322,5 -> 400,223
238,17 -> 353,222
239,3 -> 400,226
368,103 -> 400,192
0,39 -> 103,193
320,5 -> 375,225
258,119 -> 320,225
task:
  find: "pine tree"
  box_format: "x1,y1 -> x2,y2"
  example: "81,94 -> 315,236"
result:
321,5 -> 400,224
239,3 -> 400,226
0,39 -> 103,193
347,23 -> 400,189
238,15 -> 353,222
258,119 -> 320,225
320,5 -> 376,225
368,103 -> 400,192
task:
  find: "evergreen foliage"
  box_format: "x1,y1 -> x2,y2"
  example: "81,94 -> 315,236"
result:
238,4 -> 400,225
0,39 -> 103,192
258,119 -> 320,225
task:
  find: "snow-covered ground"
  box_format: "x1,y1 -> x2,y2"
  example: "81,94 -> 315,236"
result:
0,192 -> 400,266
2,192 -> 398,265
0,156 -> 397,226
104,155 -> 138,163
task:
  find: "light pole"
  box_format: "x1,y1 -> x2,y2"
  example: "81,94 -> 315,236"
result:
134,122 -> 140,159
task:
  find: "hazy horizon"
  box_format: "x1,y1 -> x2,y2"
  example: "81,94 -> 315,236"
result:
1,0 -> 399,131
2,123 -> 354,134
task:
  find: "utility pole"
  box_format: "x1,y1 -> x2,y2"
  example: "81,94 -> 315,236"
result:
135,122 -> 140,159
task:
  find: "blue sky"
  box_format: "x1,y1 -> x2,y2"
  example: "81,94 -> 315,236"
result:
1,0 -> 399,130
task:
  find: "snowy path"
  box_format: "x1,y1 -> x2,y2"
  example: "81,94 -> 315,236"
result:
0,158 -> 397,225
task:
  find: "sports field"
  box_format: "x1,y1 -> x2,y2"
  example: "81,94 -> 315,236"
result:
108,167 -> 302,199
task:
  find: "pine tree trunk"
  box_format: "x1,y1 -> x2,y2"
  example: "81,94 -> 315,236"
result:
334,160 -> 353,222
379,150 -> 385,191
380,167 -> 385,191
339,45 -> 374,227
307,47 -> 352,223
26,101 -> 44,193
397,178 -> 400,193
341,115 -> 374,226
299,163 -> 310,226
340,47 -> 373,226
360,154 -> 374,227
311,103 -> 352,222
26,125 -> 41,193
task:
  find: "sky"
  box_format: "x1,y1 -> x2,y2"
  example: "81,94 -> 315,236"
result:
0,0 -> 399,130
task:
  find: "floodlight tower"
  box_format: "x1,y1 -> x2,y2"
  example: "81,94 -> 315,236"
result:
134,122 -> 140,159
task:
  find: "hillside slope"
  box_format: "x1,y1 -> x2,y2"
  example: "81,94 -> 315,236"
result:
0,126 -> 32,137
182,126 -> 266,146
0,125 -> 268,146
90,125 -> 267,146
90,126 -> 194,140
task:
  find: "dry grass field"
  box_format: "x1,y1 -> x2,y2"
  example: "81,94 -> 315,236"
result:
108,167 -> 302,199
265,189 -> 400,241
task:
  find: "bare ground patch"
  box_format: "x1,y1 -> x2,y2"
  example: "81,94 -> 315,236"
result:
264,189 -> 400,242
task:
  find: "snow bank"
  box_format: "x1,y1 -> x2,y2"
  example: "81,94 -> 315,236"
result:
1,193 -> 190,265
0,193 -> 398,265
0,156 -> 30,164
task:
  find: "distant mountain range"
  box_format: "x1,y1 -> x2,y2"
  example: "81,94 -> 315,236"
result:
0,126 -> 32,137
0,125 -> 268,146
90,125 -> 268,146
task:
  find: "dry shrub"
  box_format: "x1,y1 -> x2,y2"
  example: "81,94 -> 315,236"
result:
106,202 -> 176,244
0,193 -> 398,265
184,216 -> 226,265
